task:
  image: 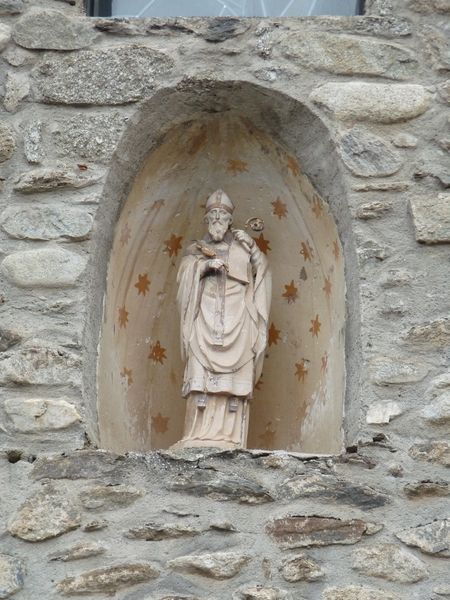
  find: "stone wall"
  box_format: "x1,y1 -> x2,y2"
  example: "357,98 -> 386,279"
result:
0,0 -> 449,598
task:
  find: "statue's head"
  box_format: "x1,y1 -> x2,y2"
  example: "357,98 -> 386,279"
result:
204,190 -> 234,242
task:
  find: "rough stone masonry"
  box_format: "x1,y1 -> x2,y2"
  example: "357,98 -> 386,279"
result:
0,0 -> 449,598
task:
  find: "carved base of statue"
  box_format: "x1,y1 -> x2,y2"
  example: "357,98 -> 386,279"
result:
172,393 -> 249,450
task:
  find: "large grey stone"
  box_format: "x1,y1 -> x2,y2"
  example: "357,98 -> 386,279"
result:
0,555 -> 24,599
52,112 -> 126,163
266,516 -> 369,549
13,8 -> 98,50
310,82 -> 430,123
8,484 -> 81,541
0,122 -> 15,163
339,128 -> 402,178
0,0 -> 24,15
32,450 -> 126,481
404,480 -> 449,498
410,195 -> 450,243
0,343 -> 82,387
57,563 -> 159,594
278,473 -> 389,509
356,200 -> 393,220
79,485 -> 144,510
351,543 -> 428,582
168,551 -> 250,579
366,401 -> 403,424
422,392 -> 450,424
4,398 -> 81,432
409,441 -> 450,467
233,587 -> 289,600
49,541 -> 107,562
33,206 -> 94,239
281,31 -> 417,79
1,248 -> 86,288
0,327 -> 21,352
369,356 -> 429,385
23,120 -> 43,164
125,522 -> 200,541
3,73 -> 29,113
14,165 -> 101,193
34,46 -> 174,105
169,469 -> 273,504
0,23 -> 11,51
408,0 -> 450,12
323,587 -> 400,600
396,520 -> 450,557
280,553 -> 325,582
1,206 -> 93,241
403,318 -> 450,348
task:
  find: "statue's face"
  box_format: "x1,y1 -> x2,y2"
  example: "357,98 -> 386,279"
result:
206,208 -> 232,242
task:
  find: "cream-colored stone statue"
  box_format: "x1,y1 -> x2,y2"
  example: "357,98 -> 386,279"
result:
175,190 -> 271,449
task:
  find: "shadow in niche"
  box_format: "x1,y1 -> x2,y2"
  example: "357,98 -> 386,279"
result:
97,112 -> 346,454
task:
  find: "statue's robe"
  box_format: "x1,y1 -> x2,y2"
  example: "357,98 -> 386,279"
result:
177,231 -> 271,402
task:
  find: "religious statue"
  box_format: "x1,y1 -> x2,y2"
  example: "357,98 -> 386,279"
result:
174,190 -> 271,449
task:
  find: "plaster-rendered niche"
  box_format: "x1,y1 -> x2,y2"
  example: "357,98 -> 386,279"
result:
98,114 -> 345,453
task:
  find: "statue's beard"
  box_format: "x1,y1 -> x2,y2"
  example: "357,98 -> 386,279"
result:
208,221 -> 228,242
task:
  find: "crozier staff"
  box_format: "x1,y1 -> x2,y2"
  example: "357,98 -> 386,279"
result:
175,189 -> 271,449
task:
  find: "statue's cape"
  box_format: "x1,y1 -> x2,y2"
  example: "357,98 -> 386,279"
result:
176,234 -> 271,387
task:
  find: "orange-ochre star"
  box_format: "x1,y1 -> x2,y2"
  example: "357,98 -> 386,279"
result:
134,273 -> 151,296
333,239 -> 340,261
120,222 -> 131,247
323,275 -> 332,298
312,195 -> 323,218
227,159 -> 249,175
282,280 -> 298,304
253,233 -> 271,254
118,305 -> 129,328
271,197 -> 288,220
164,234 -> 183,258
300,240 -> 314,262
151,412 -> 170,434
268,322 -> 281,346
120,367 -> 133,386
287,155 -> 300,177
321,352 -> 329,373
310,314 -> 321,337
259,421 -> 276,448
295,360 -> 308,383
149,341 -> 167,364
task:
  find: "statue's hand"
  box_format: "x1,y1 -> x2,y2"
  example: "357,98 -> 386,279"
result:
207,259 -> 226,271
232,229 -> 255,249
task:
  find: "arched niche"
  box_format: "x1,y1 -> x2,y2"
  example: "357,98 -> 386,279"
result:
85,81 -> 361,454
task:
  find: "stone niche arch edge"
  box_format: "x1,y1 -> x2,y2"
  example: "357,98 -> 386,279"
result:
84,80 -> 362,454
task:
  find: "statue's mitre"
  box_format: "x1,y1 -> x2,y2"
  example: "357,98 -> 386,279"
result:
205,189 -> 234,214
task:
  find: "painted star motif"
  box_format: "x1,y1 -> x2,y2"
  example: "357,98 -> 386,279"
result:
300,240 -> 314,262
287,155 -> 300,177
120,367 -> 133,386
323,276 -> 332,298
282,280 -> 298,304
259,421 -> 276,448
149,341 -> 167,364
321,352 -> 328,374
164,234 -> 183,258
255,376 -> 264,391
227,159 -> 249,175
253,233 -> 271,254
151,412 -> 170,434
300,267 -> 308,281
118,305 -> 129,328
120,222 -> 131,247
268,322 -> 281,346
134,273 -> 150,296
333,239 -> 340,261
309,314 -> 321,337
312,195 -> 323,218
295,360 -> 308,383
271,197 -> 288,220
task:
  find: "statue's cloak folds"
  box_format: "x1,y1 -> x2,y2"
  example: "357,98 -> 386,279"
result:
177,233 -> 271,398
